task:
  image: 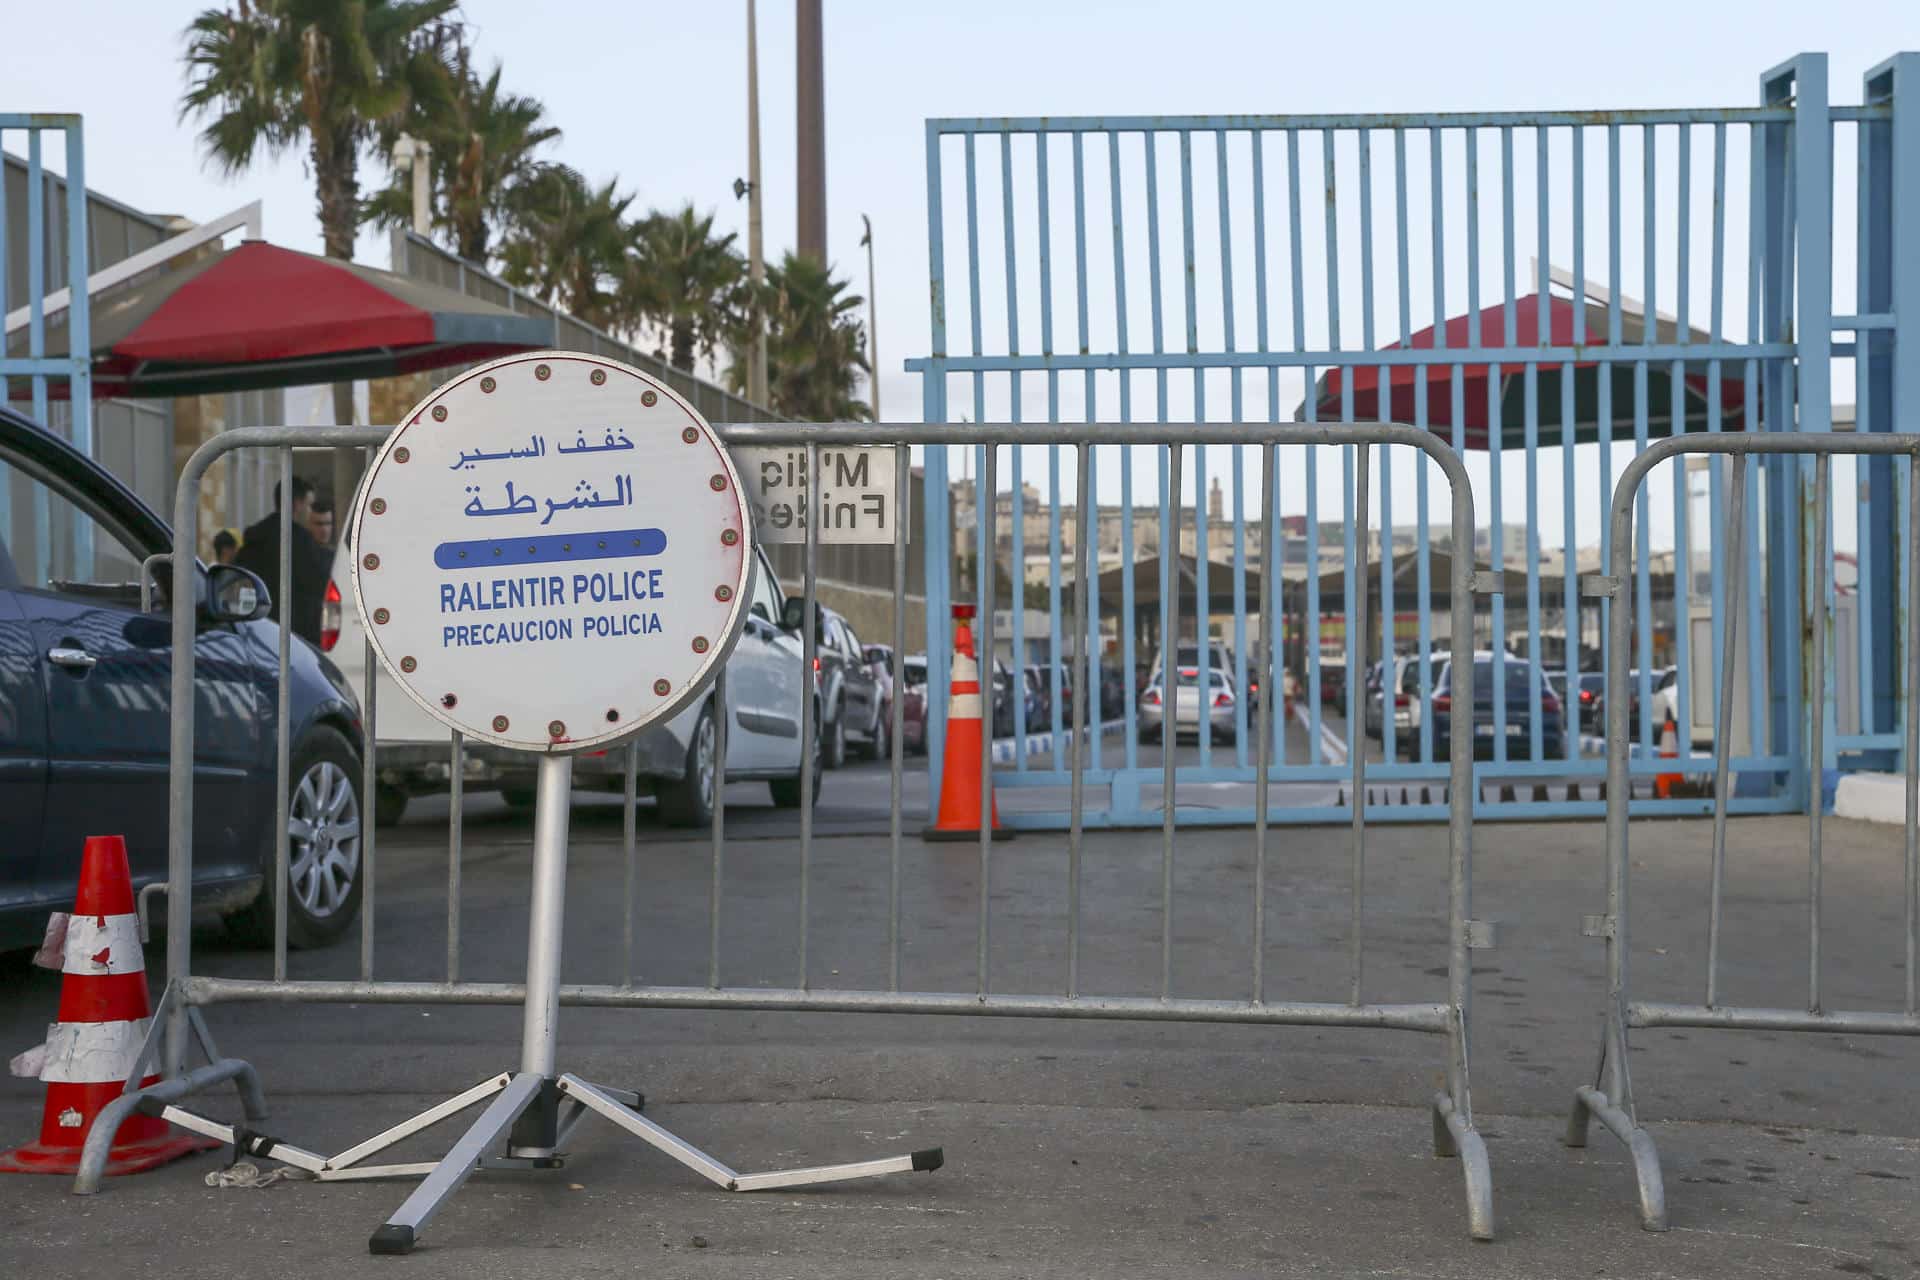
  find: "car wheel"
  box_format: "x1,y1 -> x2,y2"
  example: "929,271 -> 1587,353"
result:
658,702 -> 717,828
224,726 -> 364,949
770,713 -> 825,808
864,703 -> 891,761
823,706 -> 847,769
375,783 -> 409,828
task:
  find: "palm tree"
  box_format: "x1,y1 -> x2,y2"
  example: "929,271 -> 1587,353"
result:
622,204 -> 747,373
181,0 -> 456,425
498,167 -> 633,331
726,252 -> 870,421
366,43 -> 561,263
182,0 -> 456,262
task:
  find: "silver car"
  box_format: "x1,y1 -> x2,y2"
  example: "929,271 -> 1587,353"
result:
1139,666 -> 1240,744
1365,651 -> 1450,749
326,539 -> 821,827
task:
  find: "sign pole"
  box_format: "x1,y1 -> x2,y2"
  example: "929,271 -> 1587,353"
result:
518,754 -> 572,1084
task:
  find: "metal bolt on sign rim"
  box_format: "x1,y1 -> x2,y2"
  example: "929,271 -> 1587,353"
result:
591,368 -> 607,385
432,406 -> 447,422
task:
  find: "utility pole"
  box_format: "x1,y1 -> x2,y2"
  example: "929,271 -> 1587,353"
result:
795,0 -> 826,263
745,0 -> 768,407
860,213 -> 878,419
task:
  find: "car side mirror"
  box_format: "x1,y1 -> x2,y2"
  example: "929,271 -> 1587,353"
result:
203,564 -> 271,624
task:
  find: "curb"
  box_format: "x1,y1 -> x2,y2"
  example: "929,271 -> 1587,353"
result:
991,720 -> 1127,765
1337,778 -> 1661,807
1835,772 -> 1911,825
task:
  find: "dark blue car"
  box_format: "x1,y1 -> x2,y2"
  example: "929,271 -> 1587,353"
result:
1428,651 -> 1566,760
0,405 -> 364,950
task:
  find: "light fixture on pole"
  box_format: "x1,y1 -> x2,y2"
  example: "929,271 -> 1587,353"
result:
391,133 -> 432,235
744,0 -> 769,408
860,214 -> 879,420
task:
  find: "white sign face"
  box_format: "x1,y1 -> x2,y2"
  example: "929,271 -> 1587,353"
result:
731,444 -> 905,544
349,352 -> 752,755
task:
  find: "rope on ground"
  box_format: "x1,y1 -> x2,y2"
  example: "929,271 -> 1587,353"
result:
205,1160 -> 314,1189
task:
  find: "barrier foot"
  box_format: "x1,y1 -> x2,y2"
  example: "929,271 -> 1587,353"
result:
1430,1095 -> 1458,1157
558,1073 -> 943,1192
71,1057 -> 268,1195
1563,1088 -> 1593,1149
1431,1091 -> 1494,1241
370,1071 -> 545,1254
1572,1085 -> 1668,1231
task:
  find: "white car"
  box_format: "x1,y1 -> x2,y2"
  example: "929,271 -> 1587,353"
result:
324,537 -> 820,826
1364,651 -> 1451,749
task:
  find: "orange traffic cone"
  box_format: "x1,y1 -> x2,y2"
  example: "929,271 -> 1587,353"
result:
924,604 -> 1012,842
0,836 -> 216,1176
1653,712 -> 1683,800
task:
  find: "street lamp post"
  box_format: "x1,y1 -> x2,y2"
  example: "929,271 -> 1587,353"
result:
745,0 -> 768,408
860,214 -> 878,420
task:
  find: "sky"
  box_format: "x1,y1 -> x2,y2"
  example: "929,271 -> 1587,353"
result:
7,1 -> 1918,553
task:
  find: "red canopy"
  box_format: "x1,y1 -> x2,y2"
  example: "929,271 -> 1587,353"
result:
8,240 -> 549,399
1310,292 -> 1750,448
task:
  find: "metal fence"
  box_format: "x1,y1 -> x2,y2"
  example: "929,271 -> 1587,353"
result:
81,418 -> 1497,1240
1567,431 -> 1920,1232
909,52 -> 1916,827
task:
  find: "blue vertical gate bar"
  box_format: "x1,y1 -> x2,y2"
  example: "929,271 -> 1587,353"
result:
1790,57 -> 1836,792
912,79 -> 1880,829
1859,55 -> 1919,768
921,121 -> 951,816
0,116 -> 94,577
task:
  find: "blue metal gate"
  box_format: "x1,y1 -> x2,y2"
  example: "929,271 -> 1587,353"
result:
909,52 -> 1916,829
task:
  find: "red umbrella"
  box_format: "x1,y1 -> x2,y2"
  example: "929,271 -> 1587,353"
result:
1307,291 -> 1751,449
7,240 -> 548,399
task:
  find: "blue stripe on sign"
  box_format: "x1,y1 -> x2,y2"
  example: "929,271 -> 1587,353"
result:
434,527 -> 668,571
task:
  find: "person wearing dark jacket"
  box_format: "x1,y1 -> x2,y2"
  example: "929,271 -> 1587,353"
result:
235,477 -> 331,647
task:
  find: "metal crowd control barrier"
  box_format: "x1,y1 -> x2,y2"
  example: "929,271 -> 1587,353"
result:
1568,431 -> 1920,1231
83,419 -> 1495,1240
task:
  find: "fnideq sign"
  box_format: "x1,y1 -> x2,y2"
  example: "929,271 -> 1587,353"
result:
349,352 -> 753,755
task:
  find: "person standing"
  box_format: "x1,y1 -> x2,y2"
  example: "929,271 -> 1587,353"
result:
306,495 -> 335,548
235,477 -> 330,646
211,528 -> 239,565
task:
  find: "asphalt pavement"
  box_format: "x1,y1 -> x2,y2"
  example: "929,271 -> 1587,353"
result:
2,750 -> 1916,1277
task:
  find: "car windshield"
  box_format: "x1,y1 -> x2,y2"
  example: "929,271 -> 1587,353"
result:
1447,658 -> 1544,698
904,660 -> 927,686
1176,669 -> 1228,687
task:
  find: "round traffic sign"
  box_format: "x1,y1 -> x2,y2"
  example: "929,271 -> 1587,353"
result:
348,352 -> 752,754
